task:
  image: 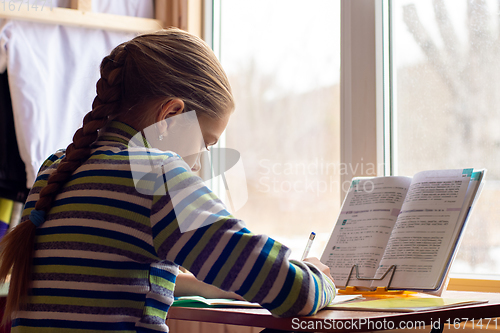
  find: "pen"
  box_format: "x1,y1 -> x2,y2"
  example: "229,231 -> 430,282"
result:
301,232 -> 316,260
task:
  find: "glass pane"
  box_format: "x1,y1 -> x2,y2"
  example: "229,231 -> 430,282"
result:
392,0 -> 500,276
219,0 -> 341,258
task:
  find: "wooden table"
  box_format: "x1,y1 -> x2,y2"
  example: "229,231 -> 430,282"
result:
167,291 -> 500,332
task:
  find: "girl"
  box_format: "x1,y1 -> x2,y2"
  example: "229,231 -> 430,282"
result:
0,28 -> 335,332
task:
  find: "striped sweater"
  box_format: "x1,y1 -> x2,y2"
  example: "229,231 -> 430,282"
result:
12,121 -> 336,332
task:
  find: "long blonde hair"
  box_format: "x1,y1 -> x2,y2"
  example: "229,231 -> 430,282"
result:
0,28 -> 233,324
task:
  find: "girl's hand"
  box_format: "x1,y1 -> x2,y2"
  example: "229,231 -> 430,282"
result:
302,257 -> 334,283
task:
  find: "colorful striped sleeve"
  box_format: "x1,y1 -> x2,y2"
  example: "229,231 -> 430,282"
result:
21,150 -> 65,222
37,149 -> 65,173
149,158 -> 335,317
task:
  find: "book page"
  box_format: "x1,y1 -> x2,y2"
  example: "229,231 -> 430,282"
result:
374,169 -> 472,290
321,176 -> 412,289
431,170 -> 485,293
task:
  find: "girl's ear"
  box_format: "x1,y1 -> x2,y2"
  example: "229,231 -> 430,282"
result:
155,99 -> 185,135
156,98 -> 185,123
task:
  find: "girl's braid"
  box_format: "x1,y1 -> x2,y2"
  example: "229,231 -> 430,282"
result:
35,45 -> 128,211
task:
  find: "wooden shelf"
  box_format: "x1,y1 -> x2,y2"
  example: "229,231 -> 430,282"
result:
0,3 -> 163,33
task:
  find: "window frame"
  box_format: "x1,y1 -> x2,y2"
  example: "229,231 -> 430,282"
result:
200,0 -> 228,202
340,0 -> 381,195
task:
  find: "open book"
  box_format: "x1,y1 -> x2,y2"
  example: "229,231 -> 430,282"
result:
172,296 -> 261,308
172,294 -> 363,309
327,297 -> 488,312
321,169 -> 485,293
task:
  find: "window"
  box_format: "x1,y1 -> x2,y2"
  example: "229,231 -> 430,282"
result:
208,0 -> 499,289
313,0 -> 500,288
391,0 -> 500,279
214,0 -> 341,258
